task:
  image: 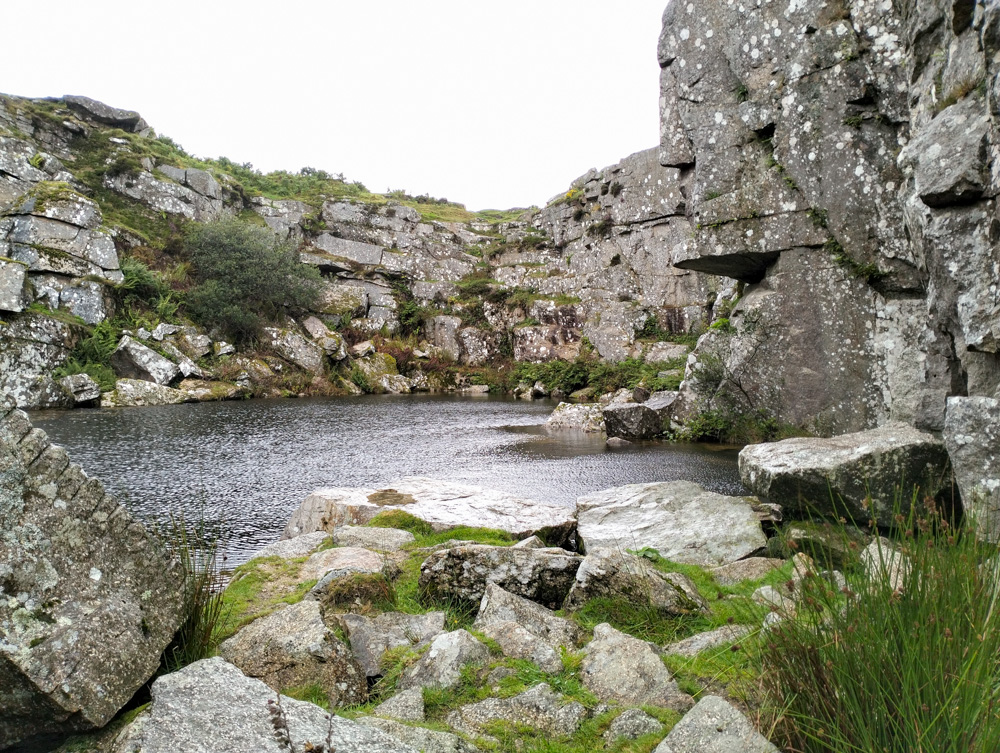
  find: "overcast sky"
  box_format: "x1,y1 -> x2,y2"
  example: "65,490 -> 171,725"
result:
4,1 -> 668,211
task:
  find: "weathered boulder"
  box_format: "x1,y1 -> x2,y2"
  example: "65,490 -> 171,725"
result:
581,623 -> 692,711
332,524 -> 415,551
708,557 -> 784,587
653,695 -> 777,753
474,582 -> 580,649
262,326 -> 325,373
284,477 -> 577,548
546,402 -> 606,433
398,629 -> 489,690
353,352 -> 411,394
663,625 -> 752,658
359,716 -> 481,753
0,312 -> 79,409
0,395 -> 184,748
943,397 -> 1000,541
177,379 -> 244,402
58,373 -> 101,406
372,687 -> 425,722
420,544 -> 582,608
101,379 -> 188,407
447,683 -> 587,738
218,600 -> 367,708
110,335 -> 180,385
577,481 -> 767,566
0,258 -> 27,312
301,315 -> 347,360
336,611 -> 446,678
110,657 -> 420,753
426,315 -> 464,360
602,391 -> 678,440
250,530 -> 329,560
605,709 -> 664,742
563,548 -> 707,616
64,95 -> 148,132
300,546 -> 390,590
740,423 -> 956,527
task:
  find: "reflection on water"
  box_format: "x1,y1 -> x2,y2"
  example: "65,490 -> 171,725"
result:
31,394 -> 744,564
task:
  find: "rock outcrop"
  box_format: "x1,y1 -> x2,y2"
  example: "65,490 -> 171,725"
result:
0,394 -> 184,748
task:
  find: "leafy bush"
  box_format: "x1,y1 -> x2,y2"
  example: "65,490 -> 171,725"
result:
760,500 -> 1000,752
185,219 -> 321,342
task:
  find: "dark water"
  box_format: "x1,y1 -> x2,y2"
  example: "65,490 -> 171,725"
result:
31,395 -> 744,565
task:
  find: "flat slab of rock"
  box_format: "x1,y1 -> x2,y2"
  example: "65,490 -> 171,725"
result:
101,378 -> 188,407
419,544 -> 582,608
577,481 -> 767,567
360,716 -> 481,753
564,547 -> 707,616
739,422 -> 955,527
546,402 -> 606,433
337,611 -> 446,677
708,557 -> 784,586
944,396 -> 1000,541
581,623 -> 693,711
333,524 -> 415,551
447,683 -> 587,738
663,625 -> 752,658
398,629 -> 489,690
250,531 -> 329,560
300,546 -> 387,583
654,695 -> 778,752
110,657 -> 419,753
217,600 -> 367,708
0,398 -> 184,748
284,477 -> 576,548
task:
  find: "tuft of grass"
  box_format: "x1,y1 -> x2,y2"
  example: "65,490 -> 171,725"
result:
759,499 -> 1000,752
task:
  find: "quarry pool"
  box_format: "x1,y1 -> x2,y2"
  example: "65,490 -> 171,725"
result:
31,394 -> 744,565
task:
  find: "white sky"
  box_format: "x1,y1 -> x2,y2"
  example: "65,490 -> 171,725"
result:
4,1 -> 668,211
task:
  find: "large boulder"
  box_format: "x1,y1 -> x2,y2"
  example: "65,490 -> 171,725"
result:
398,629 -> 489,690
335,611 -> 446,677
110,335 -> 181,385
0,312 -> 80,409
740,422 -> 956,526
262,326 -> 325,373
943,397 -> 1000,541
563,548 -> 707,616
580,623 -> 692,711
546,402 -> 606,433
654,695 -> 778,752
359,717 -> 481,753
419,544 -> 582,608
110,657 -> 420,753
602,392 -> 678,440
217,600 -> 367,708
446,683 -> 587,738
101,378 -> 189,408
0,395 -> 184,748
283,477 -> 577,549
576,481 -> 767,566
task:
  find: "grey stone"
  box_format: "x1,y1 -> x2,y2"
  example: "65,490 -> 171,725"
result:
447,683 -> 587,738
0,312 -> 78,409
663,625 -> 752,658
218,600 -> 367,708
0,259 -> 27,312
101,379 -> 188,408
943,396 -> 1000,541
563,548 -> 707,616
420,544 -> 582,608
300,546 -> 388,589
151,323 -> 181,341
479,621 -> 563,672
604,708 -> 664,742
64,95 -> 147,131
513,535 -> 546,549
336,611 -> 446,678
250,531 -> 329,560
577,481 -> 767,567
861,538 -> 910,591
360,716 -> 481,753
262,326 -> 325,373
58,373 -> 101,406
475,582 -> 580,649
546,402 -> 606,433
301,316 -> 347,360
372,687 -> 425,722
0,404 -> 183,747
159,341 -> 206,379
332,524 -> 415,551
740,423 -> 955,527
709,558 -> 784,587
654,695 -> 777,752
398,629 -> 489,690
110,335 -> 180,385
581,623 -> 692,711
284,477 -> 576,548
603,394 -> 677,440
426,315 -> 464,360
110,657 -> 419,753
175,329 -> 212,359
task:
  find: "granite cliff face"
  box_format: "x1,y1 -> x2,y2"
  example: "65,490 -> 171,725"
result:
662,0 -> 999,438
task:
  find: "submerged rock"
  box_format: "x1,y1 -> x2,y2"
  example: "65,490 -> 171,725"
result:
576,480 -> 767,566
739,422 -> 955,527
284,477 -> 577,548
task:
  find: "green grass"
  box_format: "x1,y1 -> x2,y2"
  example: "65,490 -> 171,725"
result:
759,501 -> 1000,752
